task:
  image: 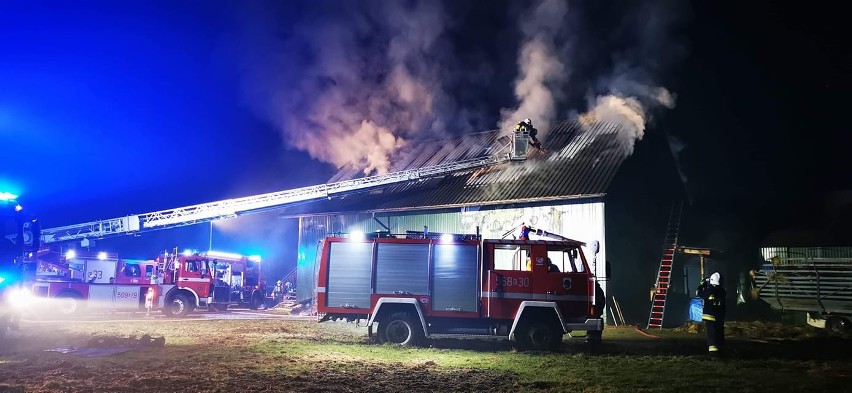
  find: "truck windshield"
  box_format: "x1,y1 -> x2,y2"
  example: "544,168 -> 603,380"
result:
547,248 -> 585,273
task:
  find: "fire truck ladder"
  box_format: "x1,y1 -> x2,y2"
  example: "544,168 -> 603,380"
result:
41,146 -> 518,244
647,201 -> 683,329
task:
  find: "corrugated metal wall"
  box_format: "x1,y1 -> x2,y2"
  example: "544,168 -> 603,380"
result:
761,247 -> 852,260
297,200 -> 607,314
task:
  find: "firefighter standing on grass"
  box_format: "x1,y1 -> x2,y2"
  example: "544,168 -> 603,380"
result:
697,272 -> 726,357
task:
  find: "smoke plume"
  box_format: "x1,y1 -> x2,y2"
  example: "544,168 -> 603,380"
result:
578,0 -> 685,156
579,83 -> 676,155
243,1 -> 467,176
499,0 -> 571,136
241,0 -> 685,174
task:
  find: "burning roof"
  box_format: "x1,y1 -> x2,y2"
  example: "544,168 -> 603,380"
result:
282,120 -> 629,216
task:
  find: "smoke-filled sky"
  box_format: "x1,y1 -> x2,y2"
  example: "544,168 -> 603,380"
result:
0,0 -> 847,276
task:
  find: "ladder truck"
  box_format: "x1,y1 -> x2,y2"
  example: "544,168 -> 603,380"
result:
25,130 -> 534,318
26,249 -> 263,317
315,230 -> 604,351
38,130 -> 532,245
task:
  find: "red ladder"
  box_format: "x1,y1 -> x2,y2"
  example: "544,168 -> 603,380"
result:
647,201 -> 683,329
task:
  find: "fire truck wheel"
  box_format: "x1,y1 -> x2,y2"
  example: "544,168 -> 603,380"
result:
56,293 -> 83,315
379,312 -> 425,346
163,294 -> 191,318
516,319 -> 562,351
827,316 -> 850,334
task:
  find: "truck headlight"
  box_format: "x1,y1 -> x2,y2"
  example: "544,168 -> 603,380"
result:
6,287 -> 33,308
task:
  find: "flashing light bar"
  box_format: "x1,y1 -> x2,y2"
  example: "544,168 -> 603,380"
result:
248,255 -> 262,263
0,192 -> 18,201
97,252 -> 107,260
206,250 -> 245,260
65,250 -> 77,260
0,276 -> 5,284
348,230 -> 365,241
440,233 -> 455,242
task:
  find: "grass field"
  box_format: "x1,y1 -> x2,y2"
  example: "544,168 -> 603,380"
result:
1,315 -> 851,392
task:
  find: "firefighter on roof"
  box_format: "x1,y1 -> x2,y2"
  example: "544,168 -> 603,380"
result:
519,223 -> 533,240
697,271 -> 726,358
515,118 -> 543,150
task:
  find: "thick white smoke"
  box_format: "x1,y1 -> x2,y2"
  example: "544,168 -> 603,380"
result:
579,83 -> 676,155
246,2 -> 455,175
242,0 -> 683,173
577,0 -> 683,156
499,0 -> 570,135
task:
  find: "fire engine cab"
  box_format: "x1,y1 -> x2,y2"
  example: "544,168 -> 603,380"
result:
155,250 -> 265,317
316,230 -> 604,351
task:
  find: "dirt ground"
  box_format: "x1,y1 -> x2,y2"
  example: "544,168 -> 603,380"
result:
1,312 -> 851,392
0,313 -> 521,392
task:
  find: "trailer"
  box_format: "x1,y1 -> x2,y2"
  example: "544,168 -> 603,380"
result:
753,255 -> 852,333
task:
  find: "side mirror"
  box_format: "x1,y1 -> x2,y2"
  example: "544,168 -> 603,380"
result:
591,240 -> 600,255
23,219 -> 41,252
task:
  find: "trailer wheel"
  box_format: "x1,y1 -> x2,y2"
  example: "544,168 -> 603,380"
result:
516,319 -> 562,351
827,316 -> 850,334
163,294 -> 192,318
378,312 -> 424,346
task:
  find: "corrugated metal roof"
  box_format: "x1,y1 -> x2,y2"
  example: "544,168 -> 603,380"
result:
285,120 -> 629,216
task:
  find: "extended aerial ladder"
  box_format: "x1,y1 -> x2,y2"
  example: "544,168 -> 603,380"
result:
41,130 -> 533,244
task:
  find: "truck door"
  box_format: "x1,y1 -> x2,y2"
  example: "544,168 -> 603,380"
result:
177,257 -> 209,297
486,243 -> 534,319
545,246 -> 590,318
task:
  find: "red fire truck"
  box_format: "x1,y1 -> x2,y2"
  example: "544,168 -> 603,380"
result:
316,231 -> 604,350
26,249 -> 265,317
155,249 -> 266,316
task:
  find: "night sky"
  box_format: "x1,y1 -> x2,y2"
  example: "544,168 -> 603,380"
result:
1,1 -> 847,284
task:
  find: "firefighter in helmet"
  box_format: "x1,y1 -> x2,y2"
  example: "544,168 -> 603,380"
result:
697,272 -> 726,358
515,118 -> 543,150
519,223 -> 533,240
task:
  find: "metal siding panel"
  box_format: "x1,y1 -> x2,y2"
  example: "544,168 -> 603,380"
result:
297,216 -> 330,303
327,242 -> 373,308
375,243 -> 429,295
432,244 -> 479,312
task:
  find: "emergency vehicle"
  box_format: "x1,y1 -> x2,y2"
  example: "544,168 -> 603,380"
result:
156,249 -> 266,316
316,230 -> 604,351
1,195 -> 40,338
26,249 -> 265,317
